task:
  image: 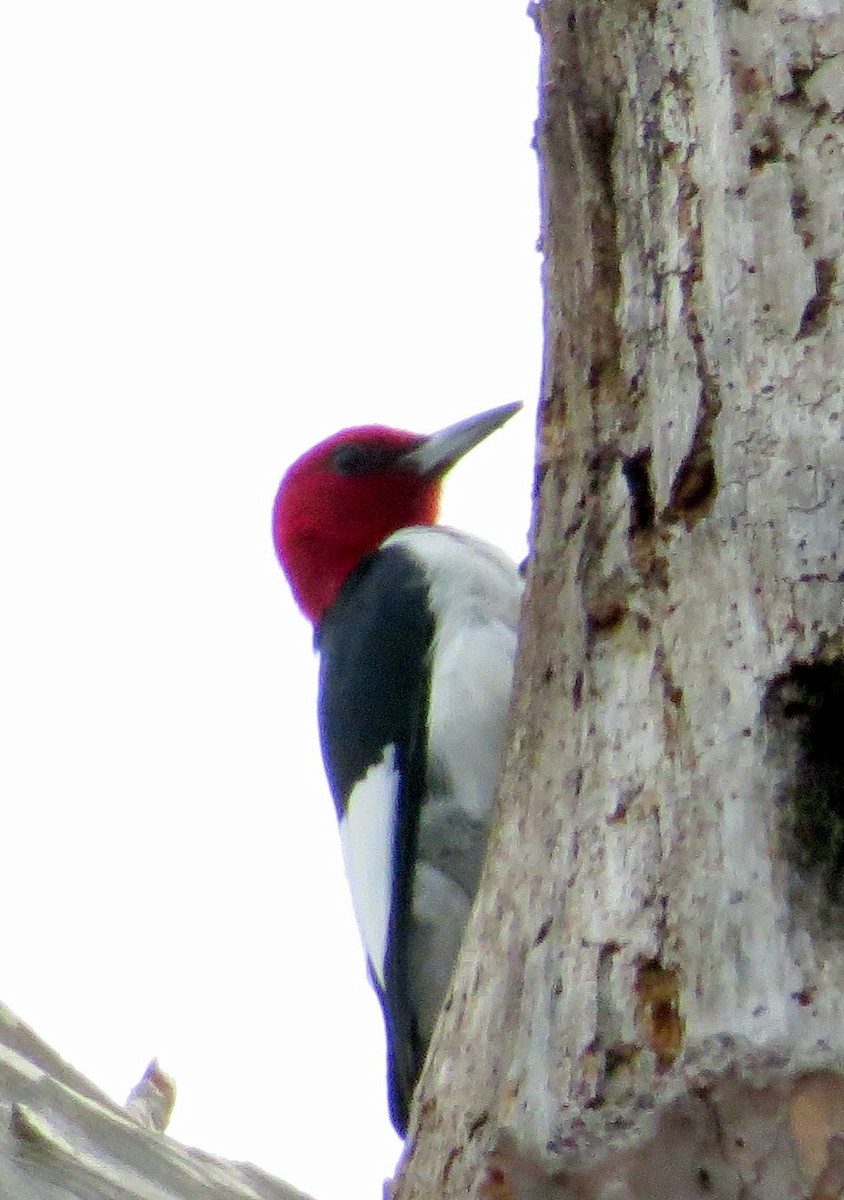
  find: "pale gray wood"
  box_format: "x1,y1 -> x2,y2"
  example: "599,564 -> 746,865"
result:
0,1004 -> 312,1200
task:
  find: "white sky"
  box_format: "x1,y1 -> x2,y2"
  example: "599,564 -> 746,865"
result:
0,6 -> 540,1199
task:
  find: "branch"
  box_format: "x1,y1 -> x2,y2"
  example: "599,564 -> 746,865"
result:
0,1002 -> 314,1200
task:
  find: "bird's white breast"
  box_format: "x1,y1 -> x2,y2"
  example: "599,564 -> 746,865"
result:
386,524 -> 523,822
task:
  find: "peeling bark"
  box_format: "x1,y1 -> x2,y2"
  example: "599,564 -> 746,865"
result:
392,1 -> 844,1196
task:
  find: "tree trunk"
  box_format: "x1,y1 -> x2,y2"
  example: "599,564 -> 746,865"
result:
393,1 -> 844,1197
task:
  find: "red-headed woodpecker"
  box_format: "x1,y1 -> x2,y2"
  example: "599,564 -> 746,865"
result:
273,403 -> 522,1135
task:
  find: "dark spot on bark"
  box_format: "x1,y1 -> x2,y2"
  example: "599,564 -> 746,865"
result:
608,786 -> 642,824
635,961 -> 684,1068
442,1146 -> 461,1186
484,1161 -> 507,1191
604,1044 -> 638,1074
468,1111 -> 489,1139
798,258 -> 837,338
587,601 -> 627,633
790,66 -> 816,97
792,986 -> 816,1006
622,449 -> 656,534
607,799 -> 628,824
749,121 -> 782,169
666,449 -> 717,523
534,918 -> 552,945
573,671 -> 583,709
698,1166 -> 713,1190
791,185 -> 809,222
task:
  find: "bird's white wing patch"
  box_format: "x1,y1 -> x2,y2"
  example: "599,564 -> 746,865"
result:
338,744 -> 398,988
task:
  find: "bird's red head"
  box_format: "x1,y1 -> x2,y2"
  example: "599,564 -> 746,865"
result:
273,402 -> 520,624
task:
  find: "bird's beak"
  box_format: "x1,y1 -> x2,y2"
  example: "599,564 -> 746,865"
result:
399,402 -> 522,478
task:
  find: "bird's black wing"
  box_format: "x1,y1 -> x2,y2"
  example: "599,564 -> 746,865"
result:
316,543 -> 434,1135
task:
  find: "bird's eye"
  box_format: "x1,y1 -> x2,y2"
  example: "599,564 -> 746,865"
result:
331,443 -> 395,476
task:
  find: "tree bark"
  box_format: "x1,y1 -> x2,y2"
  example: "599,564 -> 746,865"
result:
393,1 -> 844,1197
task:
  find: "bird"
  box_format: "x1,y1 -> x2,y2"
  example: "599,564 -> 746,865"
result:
272,402 -> 523,1135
